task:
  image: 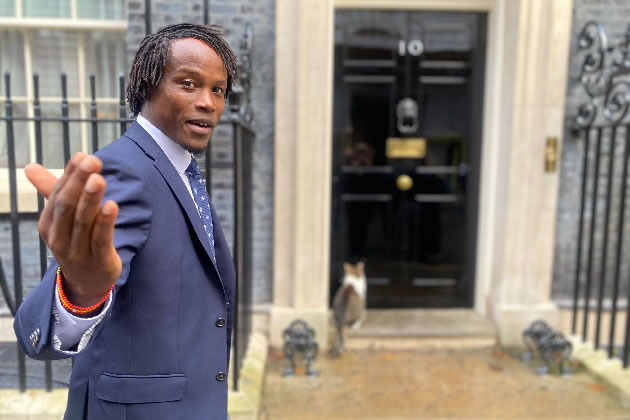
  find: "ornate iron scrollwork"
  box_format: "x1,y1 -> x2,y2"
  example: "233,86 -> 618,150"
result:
282,319 -> 319,376
230,22 -> 254,124
576,22 -> 630,127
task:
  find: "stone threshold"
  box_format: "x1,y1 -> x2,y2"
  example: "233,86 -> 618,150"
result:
343,309 -> 497,351
569,335 -> 630,410
348,309 -> 496,338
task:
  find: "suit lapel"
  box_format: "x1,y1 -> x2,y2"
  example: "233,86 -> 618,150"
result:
124,122 -> 225,290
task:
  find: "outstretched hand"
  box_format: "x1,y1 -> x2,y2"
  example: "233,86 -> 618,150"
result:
25,153 -> 122,310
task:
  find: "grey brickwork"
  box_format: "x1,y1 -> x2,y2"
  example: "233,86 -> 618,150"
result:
0,219 -> 43,316
126,0 -> 275,303
553,0 -> 630,301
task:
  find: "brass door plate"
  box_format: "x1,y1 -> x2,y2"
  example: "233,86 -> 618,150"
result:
386,137 -> 426,159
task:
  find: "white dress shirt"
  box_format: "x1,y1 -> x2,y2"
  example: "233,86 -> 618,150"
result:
53,114 -> 197,352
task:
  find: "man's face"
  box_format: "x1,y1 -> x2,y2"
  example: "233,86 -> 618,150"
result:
142,38 -> 228,153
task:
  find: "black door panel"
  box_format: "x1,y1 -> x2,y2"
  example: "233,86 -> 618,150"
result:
331,10 -> 487,308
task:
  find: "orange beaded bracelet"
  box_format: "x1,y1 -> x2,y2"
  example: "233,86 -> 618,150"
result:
56,266 -> 113,315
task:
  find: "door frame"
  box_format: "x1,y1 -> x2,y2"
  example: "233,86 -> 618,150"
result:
271,0 -> 573,348
329,0 -> 503,316
271,0 -> 501,347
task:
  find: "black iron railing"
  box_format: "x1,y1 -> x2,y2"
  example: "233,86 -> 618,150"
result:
571,21 -> 630,367
0,71 -> 254,391
230,116 -> 254,391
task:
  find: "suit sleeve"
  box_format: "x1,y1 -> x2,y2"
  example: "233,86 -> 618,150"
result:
13,152 -> 152,360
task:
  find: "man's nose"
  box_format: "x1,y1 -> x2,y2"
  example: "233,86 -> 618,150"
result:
196,90 -> 217,112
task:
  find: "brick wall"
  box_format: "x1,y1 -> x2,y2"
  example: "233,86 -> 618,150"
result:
0,218 -> 42,316
126,0 -> 275,303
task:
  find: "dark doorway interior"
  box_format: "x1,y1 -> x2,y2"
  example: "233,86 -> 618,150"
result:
330,10 -> 487,308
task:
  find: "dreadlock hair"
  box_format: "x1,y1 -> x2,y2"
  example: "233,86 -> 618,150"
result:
126,23 -> 238,115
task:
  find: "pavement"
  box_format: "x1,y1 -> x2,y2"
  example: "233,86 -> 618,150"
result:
1,309 -> 630,420
260,348 -> 630,420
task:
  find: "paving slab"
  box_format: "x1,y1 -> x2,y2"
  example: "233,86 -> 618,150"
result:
260,348 -> 630,420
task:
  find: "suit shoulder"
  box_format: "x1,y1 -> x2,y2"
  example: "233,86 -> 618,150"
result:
95,136 -> 145,161
95,137 -> 154,173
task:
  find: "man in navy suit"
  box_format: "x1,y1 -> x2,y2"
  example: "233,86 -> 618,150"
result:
13,24 -> 237,420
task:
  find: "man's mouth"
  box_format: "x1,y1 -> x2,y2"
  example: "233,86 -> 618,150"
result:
186,119 -> 214,135
188,120 -> 213,128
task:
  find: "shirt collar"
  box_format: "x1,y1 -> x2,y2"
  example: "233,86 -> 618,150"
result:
136,114 -> 192,174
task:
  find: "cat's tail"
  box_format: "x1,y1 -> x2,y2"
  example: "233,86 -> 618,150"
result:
333,285 -> 353,327
330,285 -> 354,356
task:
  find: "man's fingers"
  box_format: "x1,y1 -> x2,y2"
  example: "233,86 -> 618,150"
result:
69,173 -> 107,255
48,155 -> 103,249
24,163 -> 59,199
49,153 -> 88,198
25,152 -> 87,199
91,200 -> 119,258
34,152 -> 87,240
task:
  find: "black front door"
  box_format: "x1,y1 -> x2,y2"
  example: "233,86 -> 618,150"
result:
330,10 -> 487,308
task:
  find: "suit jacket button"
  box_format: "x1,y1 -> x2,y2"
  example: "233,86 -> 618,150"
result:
216,318 -> 226,327
216,372 -> 226,382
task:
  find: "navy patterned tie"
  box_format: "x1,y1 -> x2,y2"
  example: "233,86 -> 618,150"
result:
186,157 -> 216,262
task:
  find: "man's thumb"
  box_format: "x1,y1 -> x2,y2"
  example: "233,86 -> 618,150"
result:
24,163 -> 58,198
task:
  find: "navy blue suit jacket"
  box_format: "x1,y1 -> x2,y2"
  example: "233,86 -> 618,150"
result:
14,122 -> 235,420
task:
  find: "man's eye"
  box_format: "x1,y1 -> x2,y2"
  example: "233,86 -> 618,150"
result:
213,87 -> 225,95
183,81 -> 194,88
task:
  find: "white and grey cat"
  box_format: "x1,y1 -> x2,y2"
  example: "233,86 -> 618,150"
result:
331,261 -> 367,355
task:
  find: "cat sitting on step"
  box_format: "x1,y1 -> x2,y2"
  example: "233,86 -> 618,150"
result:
331,261 -> 367,356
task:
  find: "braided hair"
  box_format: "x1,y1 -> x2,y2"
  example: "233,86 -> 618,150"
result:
126,23 -> 238,115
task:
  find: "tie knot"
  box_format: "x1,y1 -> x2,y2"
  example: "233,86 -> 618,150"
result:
186,157 -> 201,178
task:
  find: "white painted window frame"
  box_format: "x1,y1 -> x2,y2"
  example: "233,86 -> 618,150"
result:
1,0 -> 127,212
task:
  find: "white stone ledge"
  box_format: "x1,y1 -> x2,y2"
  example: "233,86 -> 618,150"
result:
569,335 -> 630,410
228,332 -> 269,420
0,389 -> 67,419
0,169 -> 63,214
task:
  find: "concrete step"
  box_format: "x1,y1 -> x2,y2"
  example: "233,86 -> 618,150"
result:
341,309 -> 497,350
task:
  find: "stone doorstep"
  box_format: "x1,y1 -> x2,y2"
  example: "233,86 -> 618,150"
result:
569,335 -> 630,410
346,309 -> 497,339
0,333 -> 269,420
345,335 -> 497,351
340,309 -> 497,351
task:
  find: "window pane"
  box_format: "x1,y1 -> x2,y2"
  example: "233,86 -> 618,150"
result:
40,103 -> 81,168
0,0 -> 16,16
0,30 -> 26,97
24,0 -> 71,17
78,0 -> 125,20
30,30 -> 80,97
84,31 -> 127,98
0,103 -> 29,168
